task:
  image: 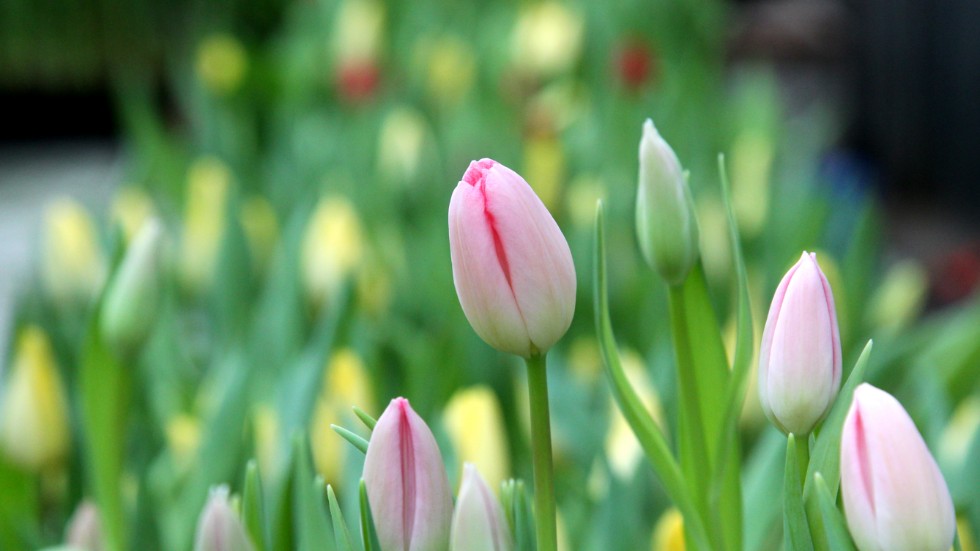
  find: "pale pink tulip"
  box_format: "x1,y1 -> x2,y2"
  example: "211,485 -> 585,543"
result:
450,464 -> 513,551
840,384 -> 955,551
364,397 -> 453,551
758,251 -> 841,434
193,486 -> 254,551
448,159 -> 576,358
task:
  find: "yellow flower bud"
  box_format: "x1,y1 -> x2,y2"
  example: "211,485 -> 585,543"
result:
730,130 -> 773,239
866,260 -> 928,334
377,107 -> 428,185
523,135 -> 565,212
0,327 -> 70,471
166,414 -> 202,471
110,186 -> 156,244
651,508 -> 685,551
420,35 -> 475,107
42,198 -> 105,305
301,196 -> 364,307
238,196 -> 279,273
180,157 -> 232,292
333,0 -> 385,65
443,386 -> 510,492
511,2 -> 583,77
196,34 -> 248,95
253,405 -> 280,479
311,349 -> 373,483
604,348 -> 666,480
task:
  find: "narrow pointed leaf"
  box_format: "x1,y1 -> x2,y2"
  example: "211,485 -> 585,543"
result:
359,480 -> 381,551
331,425 -> 369,455
327,485 -> 356,551
813,473 -> 856,551
242,460 -> 267,551
352,407 -> 377,431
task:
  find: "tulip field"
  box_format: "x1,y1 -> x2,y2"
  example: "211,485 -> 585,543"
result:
1,0 -> 980,550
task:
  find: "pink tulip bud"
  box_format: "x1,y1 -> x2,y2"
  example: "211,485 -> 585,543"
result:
65,500 -> 104,551
758,251 -> 841,435
450,464 -> 513,551
840,384 -> 955,551
193,486 -> 254,551
364,397 -> 453,551
448,159 -> 576,358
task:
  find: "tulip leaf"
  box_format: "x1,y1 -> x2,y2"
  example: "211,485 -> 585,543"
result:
784,434 -> 815,551
242,460 -> 268,551
593,201 -> 712,551
359,479 -> 381,551
352,406 -> 377,431
813,473 -> 856,551
0,456 -> 39,551
327,485 -> 356,551
501,479 -> 536,551
331,425 -> 370,455
805,340 -> 873,499
291,435 -> 335,551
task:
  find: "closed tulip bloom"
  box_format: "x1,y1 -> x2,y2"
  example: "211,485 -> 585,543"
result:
758,252 -> 841,435
840,384 -> 955,551
450,464 -> 513,551
194,486 -> 254,551
449,159 -> 576,358
100,219 -> 165,355
364,397 -> 453,551
635,119 -> 699,285
65,500 -> 104,551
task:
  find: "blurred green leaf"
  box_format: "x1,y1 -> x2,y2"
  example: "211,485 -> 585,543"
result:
813,473 -> 855,551
784,434 -> 814,551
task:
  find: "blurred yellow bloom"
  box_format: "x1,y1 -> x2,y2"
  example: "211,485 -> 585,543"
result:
333,0 -> 384,65
196,34 -> 248,95
110,186 -> 156,244
356,254 -> 392,317
696,196 -> 732,289
254,405 -> 280,479
42,198 -> 105,305
443,386 -> 510,492
523,135 -> 565,211
301,196 -> 364,308
194,34 -> 248,95
604,348 -> 666,480
730,130 -> 773,239
866,260 -> 928,334
565,175 -> 604,230
378,107 -> 428,184
165,413 -> 202,471
239,195 -> 279,273
651,508 -> 685,551
422,35 -> 476,107
180,157 -> 232,292
512,2 -> 583,77
0,326 -> 69,471
311,349 -> 373,484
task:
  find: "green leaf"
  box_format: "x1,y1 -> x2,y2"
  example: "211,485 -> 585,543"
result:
784,434 -> 815,551
292,435 -> 335,551
352,406 -> 377,431
331,425 -> 369,455
359,479 -> 381,551
805,340 -> 873,498
242,460 -> 268,551
0,457 -> 39,551
813,473 -> 856,551
501,479 -> 536,551
593,201 -> 712,551
327,485 -> 356,551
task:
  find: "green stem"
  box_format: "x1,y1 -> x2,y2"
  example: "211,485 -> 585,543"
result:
525,353 -> 558,551
795,434 -> 810,489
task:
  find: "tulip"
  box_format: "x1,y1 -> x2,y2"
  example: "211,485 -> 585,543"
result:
110,186 -> 156,244
635,118 -> 699,285
180,157 -> 231,292
511,2 -> 583,77
378,107 -> 428,184
450,464 -> 513,551
239,196 -> 279,273
42,198 -> 106,305
448,158 -> 576,358
65,500 -> 104,551
0,326 -> 69,471
196,34 -> 248,95
758,252 -> 841,435
301,196 -> 364,308
443,386 -> 510,491
363,397 -> 453,551
193,486 -> 254,551
100,219 -> 165,355
312,349 -> 373,483
650,508 -> 685,551
840,384 -> 955,551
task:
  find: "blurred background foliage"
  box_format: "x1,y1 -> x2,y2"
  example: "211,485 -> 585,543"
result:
1,0 -> 979,549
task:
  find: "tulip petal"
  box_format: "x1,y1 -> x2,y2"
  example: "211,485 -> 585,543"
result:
450,464 -> 513,551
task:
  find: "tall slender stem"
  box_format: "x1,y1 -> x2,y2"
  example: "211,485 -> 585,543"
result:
795,434 -> 810,489
525,353 -> 558,551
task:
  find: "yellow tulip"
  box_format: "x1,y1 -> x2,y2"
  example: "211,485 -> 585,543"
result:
180,157 -> 232,292
239,195 -> 279,273
110,186 -> 156,244
730,130 -> 773,239
333,0 -> 384,66
523,136 -> 565,212
0,326 -> 70,471
651,508 -> 685,551
511,2 -> 584,77
42,198 -> 105,305
443,386 -> 510,492
378,107 -> 428,185
420,35 -> 475,107
311,349 -> 374,484
196,34 -> 248,95
165,413 -> 202,471
301,196 -> 364,308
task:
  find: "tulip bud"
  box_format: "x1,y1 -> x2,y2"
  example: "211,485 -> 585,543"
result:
363,397 -> 453,551
650,508 -> 685,551
758,252 -> 841,435
301,196 -> 364,308
180,157 -> 231,292
511,2 -> 583,77
110,186 -> 156,244
312,349 -> 373,483
450,464 -> 513,551
840,384 -> 955,551
65,500 -> 104,551
196,34 -> 248,95
100,219 -> 165,354
635,119 -> 699,285
448,158 -> 576,358
443,386 -> 510,491
193,486 -> 255,551
42,198 -> 106,305
239,196 -> 279,274
0,326 -> 70,470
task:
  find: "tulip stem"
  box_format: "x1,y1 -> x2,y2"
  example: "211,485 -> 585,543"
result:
795,434 -> 810,489
525,353 -> 558,551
